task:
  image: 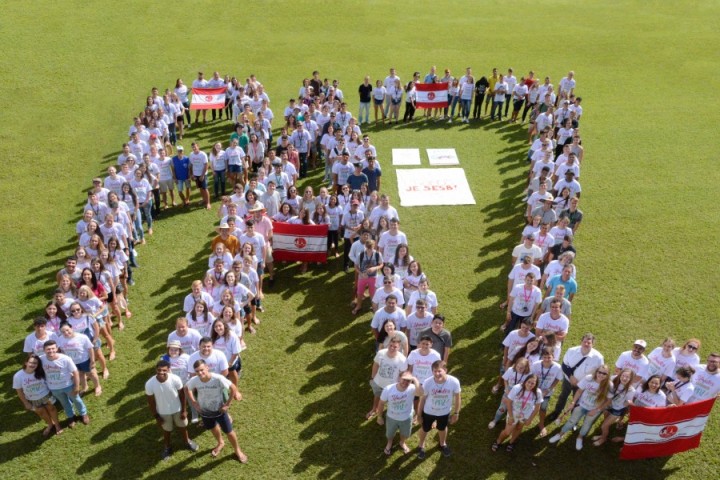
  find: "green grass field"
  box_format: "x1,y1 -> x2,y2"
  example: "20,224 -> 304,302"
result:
2,1 -> 720,478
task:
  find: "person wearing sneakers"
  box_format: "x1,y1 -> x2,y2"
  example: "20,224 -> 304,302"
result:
376,372 -> 421,456
185,360 -> 247,463
491,374 -> 542,452
549,364 -> 612,450
40,340 -> 90,428
416,360 -> 461,459
145,360 -> 199,460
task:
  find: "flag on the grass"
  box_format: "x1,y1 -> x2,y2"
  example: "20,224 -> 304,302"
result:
190,87 -> 226,110
415,82 -> 449,108
272,222 -> 328,263
620,398 -> 716,460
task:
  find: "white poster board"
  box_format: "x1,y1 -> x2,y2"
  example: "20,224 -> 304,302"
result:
392,148 -> 422,166
396,168 -> 476,207
427,148 -> 460,165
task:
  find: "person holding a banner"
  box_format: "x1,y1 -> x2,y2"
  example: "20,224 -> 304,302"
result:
549,364 -> 612,450
688,353 -> 720,403
192,72 -> 208,125
665,366 -> 695,407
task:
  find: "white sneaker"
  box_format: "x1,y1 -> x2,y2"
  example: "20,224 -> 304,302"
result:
549,433 -> 563,444
447,118 -> 452,123
576,437 -> 584,451
488,421 -> 496,429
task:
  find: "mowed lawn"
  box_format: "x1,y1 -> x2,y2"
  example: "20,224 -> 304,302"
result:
1,1 -> 719,479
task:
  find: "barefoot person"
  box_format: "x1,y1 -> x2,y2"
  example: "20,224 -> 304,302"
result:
376,373 -> 420,455
416,360 -> 461,459
145,360 -> 199,460
185,360 -> 248,463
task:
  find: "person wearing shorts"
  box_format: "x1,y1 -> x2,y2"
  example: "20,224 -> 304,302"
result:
353,240 -> 383,315
416,360 -> 461,459
185,360 -> 247,463
376,373 -> 420,455
189,142 -> 211,209
145,360 -> 198,460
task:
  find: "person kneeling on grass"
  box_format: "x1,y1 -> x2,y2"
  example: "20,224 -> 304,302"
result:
185,360 -> 247,463
376,373 -> 420,455
416,360 -> 461,459
145,360 -> 199,461
492,374 -> 543,452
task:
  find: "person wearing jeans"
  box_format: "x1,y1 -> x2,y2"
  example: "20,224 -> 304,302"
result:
40,340 -> 89,426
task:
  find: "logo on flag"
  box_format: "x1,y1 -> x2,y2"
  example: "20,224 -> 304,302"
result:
190,87 -> 226,110
415,83 -> 449,109
273,222 -> 328,263
620,398 -> 716,460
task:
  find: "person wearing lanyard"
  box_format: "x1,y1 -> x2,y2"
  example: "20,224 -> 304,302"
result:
492,374 -> 542,452
530,347 -> 563,437
503,272 -> 542,338
290,122 -> 311,179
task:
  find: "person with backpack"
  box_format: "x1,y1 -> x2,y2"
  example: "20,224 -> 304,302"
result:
352,239 -> 383,315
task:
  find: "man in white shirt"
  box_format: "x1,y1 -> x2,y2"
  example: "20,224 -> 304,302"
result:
145,360 -> 198,460
688,353 -> 720,403
192,71 -> 209,125
510,78 -> 528,123
225,138 -> 247,189
504,273 -> 543,336
290,122 -> 312,179
369,194 -> 399,230
187,338 -> 229,378
416,360 -> 461,459
535,299 -> 570,348
490,75 -> 508,121
558,71 -> 576,102
504,68 -> 517,117
206,71 -> 226,121
614,340 -> 650,384
189,142 -> 211,209
368,336 -> 407,419
378,218 -> 407,263
511,235 -> 543,266
376,373 -> 420,455
383,68 -> 400,117
547,333 -> 604,422
154,147 -> 176,208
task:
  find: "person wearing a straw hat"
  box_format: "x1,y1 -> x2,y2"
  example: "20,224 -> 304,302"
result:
211,222 -> 239,257
145,359 -> 199,461
250,204 -> 275,287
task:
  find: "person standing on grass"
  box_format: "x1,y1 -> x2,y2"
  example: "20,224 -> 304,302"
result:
491,374 -> 542,452
416,360 -> 461,459
192,72 -> 209,124
185,360 -> 248,463
13,354 -> 63,437
358,76 -> 372,125
530,347 -> 563,437
189,142 -> 211,210
367,335 -> 408,419
171,145 -> 191,207
419,314 -> 452,363
145,360 -> 199,460
40,340 -> 89,428
376,373 -> 421,455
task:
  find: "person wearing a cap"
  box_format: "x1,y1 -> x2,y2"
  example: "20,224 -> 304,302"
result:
171,145 -> 191,207
376,372 -> 421,455
553,170 -> 581,199
250,205 -> 274,287
614,340 -> 650,386
188,143 -> 211,210
341,198 -> 365,272
145,359 -> 198,460
546,333 -> 604,423
332,149 -> 354,195
511,234 -> 543,267
526,182 -> 553,221
211,223 -> 239,257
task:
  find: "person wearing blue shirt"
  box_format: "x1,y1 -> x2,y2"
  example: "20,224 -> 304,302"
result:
172,146 -> 191,207
544,265 -> 577,302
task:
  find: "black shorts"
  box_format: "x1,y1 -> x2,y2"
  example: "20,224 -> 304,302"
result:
201,411 -> 233,433
421,412 -> 449,432
107,292 -> 115,303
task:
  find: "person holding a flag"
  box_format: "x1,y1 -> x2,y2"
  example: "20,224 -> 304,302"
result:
688,353 -> 720,403
192,72 -> 208,125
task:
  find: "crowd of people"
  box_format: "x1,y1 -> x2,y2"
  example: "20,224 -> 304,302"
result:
13,66 -> 719,467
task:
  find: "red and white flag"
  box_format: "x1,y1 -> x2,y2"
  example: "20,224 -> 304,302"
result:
190,87 -> 226,110
415,83 -> 449,109
620,398 -> 716,460
272,222 -> 328,263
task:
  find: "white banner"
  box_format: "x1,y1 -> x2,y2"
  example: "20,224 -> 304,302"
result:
427,148 -> 460,165
396,168 -> 476,207
392,148 -> 421,166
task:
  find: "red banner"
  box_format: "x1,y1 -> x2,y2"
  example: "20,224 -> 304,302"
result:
415,82 -> 449,109
620,398 -> 716,460
190,87 -> 226,110
272,222 -> 328,263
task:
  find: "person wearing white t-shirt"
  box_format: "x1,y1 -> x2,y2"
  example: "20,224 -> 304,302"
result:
40,341 -> 89,426
645,339 -> 677,384
378,218 -> 407,264
614,340 -> 650,386
511,235 -> 543,266
531,348 -> 563,436
416,361 -> 461,459
191,72 -> 209,124
189,142 -> 211,209
368,195 -> 399,230
665,366 -> 696,406
186,338 -> 229,377
535,299 -> 569,347
687,353 -> 720,403
154,148 -> 176,208
168,318 -> 202,356
383,68 -> 400,117
368,336 -> 408,419
510,79 -> 528,123
490,75 -> 508,121
407,336 -> 442,385
559,71 -> 576,101
492,374 -> 543,452
376,373 -> 420,455
13,354 -> 63,437
547,333 -> 604,422
405,300 -> 434,348
370,296 -> 407,340
504,274 -> 543,335
145,360 -> 198,460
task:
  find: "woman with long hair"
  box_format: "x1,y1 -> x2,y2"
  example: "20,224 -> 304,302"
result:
210,319 -> 242,400
492,374 -> 542,452
549,365 -> 612,450
13,354 -> 63,436
489,357 -> 531,428
591,368 -> 635,446
56,322 -> 102,397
